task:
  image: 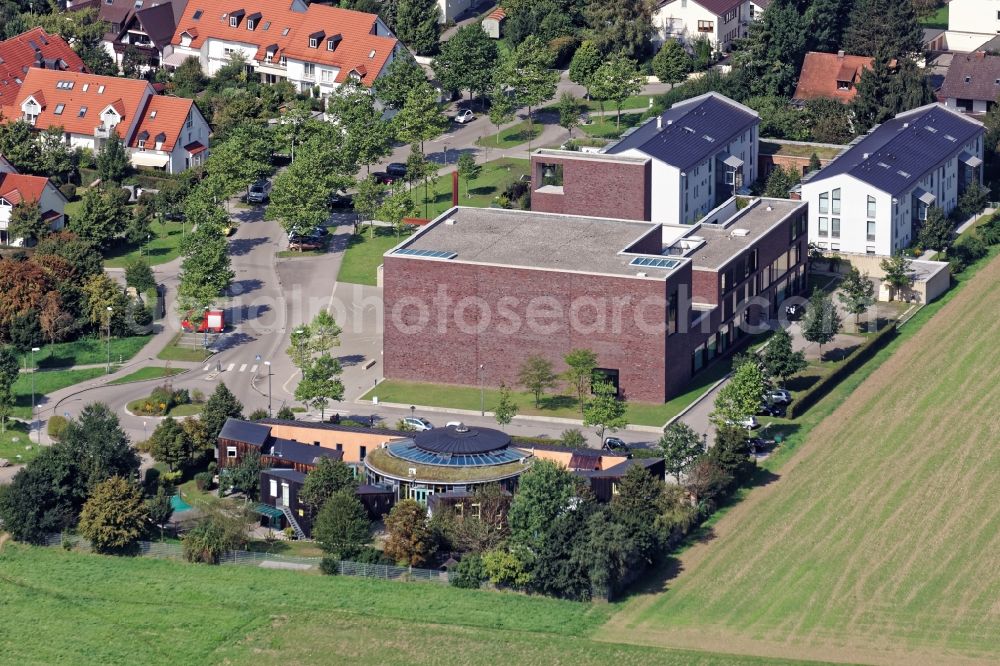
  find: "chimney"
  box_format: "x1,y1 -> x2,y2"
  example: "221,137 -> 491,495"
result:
657,115 -> 662,130
837,50 -> 845,59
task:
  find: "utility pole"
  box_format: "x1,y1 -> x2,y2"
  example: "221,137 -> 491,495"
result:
105,306 -> 113,374
478,364 -> 485,416
264,361 -> 272,417
30,347 -> 39,443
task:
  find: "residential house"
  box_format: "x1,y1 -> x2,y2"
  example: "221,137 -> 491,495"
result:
653,0 -> 750,52
110,0 -> 190,72
5,69 -> 210,173
748,0 -> 769,21
800,103 -> 984,256
939,51 -> 1000,114
792,51 -> 874,104
0,28 -> 87,108
0,155 -> 67,246
438,0 -> 475,24
596,91 -> 759,225
164,0 -> 401,97
925,0 -> 1000,52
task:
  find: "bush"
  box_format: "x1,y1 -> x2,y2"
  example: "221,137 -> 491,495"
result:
319,555 -> 340,575
190,389 -> 205,404
143,467 -> 161,494
194,471 -> 213,491
161,470 -> 182,486
949,233 -> 988,272
351,546 -> 393,565
547,35 -> 579,68
172,388 -> 191,405
47,414 -> 69,441
207,461 -> 217,474
450,553 -> 487,589
59,183 -> 77,200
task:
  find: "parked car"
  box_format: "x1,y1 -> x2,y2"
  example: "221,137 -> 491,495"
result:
328,191 -> 354,208
453,109 -> 475,124
372,171 -> 395,185
403,417 -> 433,431
727,415 -> 760,430
757,402 -> 787,418
386,162 -> 408,178
288,235 -> 322,251
603,437 -> 630,454
765,388 -> 792,405
247,180 -> 271,204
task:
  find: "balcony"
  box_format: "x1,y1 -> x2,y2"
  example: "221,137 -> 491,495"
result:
94,125 -> 111,138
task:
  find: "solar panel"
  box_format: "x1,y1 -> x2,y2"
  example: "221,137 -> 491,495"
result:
393,248 -> 457,260
630,256 -> 679,269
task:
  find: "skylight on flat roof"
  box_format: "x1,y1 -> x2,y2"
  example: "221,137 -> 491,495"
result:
944,134 -> 956,142
394,248 -> 457,259
629,256 -> 680,269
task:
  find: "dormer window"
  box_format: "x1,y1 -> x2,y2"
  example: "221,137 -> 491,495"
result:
138,139 -> 146,150
246,12 -> 260,30
309,30 -> 324,48
326,34 -> 341,51
309,37 -> 317,48
836,79 -> 850,91
230,16 -> 238,27
247,18 -> 255,29
228,9 -> 244,27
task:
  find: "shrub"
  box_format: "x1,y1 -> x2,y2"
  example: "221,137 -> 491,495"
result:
351,546 -> 393,565
247,408 -> 268,420
482,548 -> 531,588
319,555 -> 340,575
949,233 -> 988,272
172,388 -> 191,405
547,36 -> 579,68
207,461 -> 217,474
161,470 -> 182,486
143,467 -> 161,494
190,389 -> 206,403
194,471 -> 213,491
59,183 -> 77,200
450,553 -> 487,589
47,414 -> 69,441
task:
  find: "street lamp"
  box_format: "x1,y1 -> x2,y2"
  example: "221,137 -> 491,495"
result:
478,364 -> 485,416
264,361 -> 272,417
30,347 -> 39,443
105,306 -> 113,374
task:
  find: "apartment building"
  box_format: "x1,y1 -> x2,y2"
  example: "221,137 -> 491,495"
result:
653,0 -> 749,51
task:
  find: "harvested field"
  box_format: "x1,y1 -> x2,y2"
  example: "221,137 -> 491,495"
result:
601,254 -> 1000,666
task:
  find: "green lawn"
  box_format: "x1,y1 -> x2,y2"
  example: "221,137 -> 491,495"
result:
36,335 -> 152,369
580,112 -> 646,139
919,4 -> 948,29
603,250 -> 1000,664
420,157 -> 530,219
13,368 -> 105,419
475,120 -> 544,149
108,365 -> 184,385
156,334 -> 213,362
336,226 -> 412,286
0,545 -> 839,666
0,420 -> 37,464
103,221 -> 187,268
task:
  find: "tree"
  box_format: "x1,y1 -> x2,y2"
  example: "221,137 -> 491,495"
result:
659,422 -> 705,483
808,152 -> 822,173
384,499 -> 435,566
353,175 -> 387,233
583,0 -> 654,62
487,86 -> 516,143
451,553 -> 487,588
508,459 -> 580,550
294,353 -> 344,419
709,425 -> 756,485
562,348 -> 597,412
124,257 -> 155,298
838,267 -> 876,328
96,133 -> 130,184
147,417 -> 191,471
450,484 -> 511,553
804,0 -> 853,53
529,497 -> 596,599
457,152 -> 481,198
7,200 -> 47,246
496,36 -> 559,141
610,464 -> 663,563
394,83 -> 448,155
569,41 -> 602,99
325,82 -> 394,173
201,382 -> 243,442
78,476 -> 149,555
433,24 -> 498,106
182,505 -> 251,563
590,52 -> 644,129
309,309 -> 343,356
957,179 -> 988,219
171,56 -> 207,97
557,92 -> 580,137
880,253 -> 914,301
651,40 -> 692,86
0,119 -> 40,173
764,165 -> 801,198
561,428 -> 586,447
493,383 -> 518,427
843,0 -> 923,60
379,188 -> 419,238
0,345 -> 18,434
0,450 -> 75,543
482,547 -> 532,588
300,458 -> 357,512
373,57 -> 428,110
268,147 -> 340,237
146,488 -> 174,540
583,380 -> 627,443
712,360 -> 766,429
275,405 -> 296,420
313,490 -> 371,557
761,328 -> 806,386
71,186 -> 129,250
517,354 -> 558,408
917,206 -> 953,252
221,449 -> 261,498
395,0 -> 440,56
801,289 -> 843,358
684,456 -> 733,505
731,0 -> 806,98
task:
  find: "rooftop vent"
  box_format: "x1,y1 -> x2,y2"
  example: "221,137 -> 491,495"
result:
731,228 -> 751,237
636,272 -> 647,278
765,206 -> 772,211
444,218 -> 456,225
449,422 -> 470,433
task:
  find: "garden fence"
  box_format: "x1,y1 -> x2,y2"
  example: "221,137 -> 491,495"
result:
41,534 -> 448,583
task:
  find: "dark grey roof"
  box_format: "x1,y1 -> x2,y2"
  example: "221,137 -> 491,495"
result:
264,438 -> 343,466
263,467 -> 307,484
219,418 -> 270,446
512,441 -> 600,455
413,425 -> 511,455
135,1 -> 187,50
806,104 -> 983,196
605,92 -> 758,171
356,483 -> 395,495
938,53 -> 1000,103
258,417 -> 407,438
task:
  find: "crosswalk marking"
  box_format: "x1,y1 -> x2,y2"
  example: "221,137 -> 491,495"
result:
239,364 -> 247,372
203,364 -> 210,371
227,363 -> 235,372
250,365 -> 258,373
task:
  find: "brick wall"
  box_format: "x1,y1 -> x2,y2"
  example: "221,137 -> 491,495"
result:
530,154 -> 651,221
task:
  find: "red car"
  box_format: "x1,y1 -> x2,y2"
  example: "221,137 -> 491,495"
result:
181,309 -> 224,333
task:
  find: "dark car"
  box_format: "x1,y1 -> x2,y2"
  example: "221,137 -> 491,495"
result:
328,191 -> 354,208
602,437 -> 631,454
757,402 -> 787,418
371,171 -> 395,185
311,225 -> 329,237
386,162 -> 408,178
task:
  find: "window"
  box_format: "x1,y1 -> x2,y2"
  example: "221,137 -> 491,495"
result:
247,18 -> 255,30
818,216 -> 828,236
335,443 -> 343,451
831,218 -> 840,238
327,39 -> 336,51
230,15 -> 238,27
321,69 -> 333,83
697,20 -> 714,32
97,85 -> 105,94
830,243 -> 840,252
269,479 -> 277,497
54,103 -> 64,115
359,446 -> 367,460
866,245 -> 876,254
867,195 -> 876,218
819,192 -> 828,213
831,188 -> 841,214
867,220 -> 876,241
226,446 -> 237,458
138,139 -> 145,150
747,249 -> 757,274
303,62 -> 315,79
668,291 -> 678,335
309,37 -> 318,48
279,55 -> 287,67
78,106 -> 87,117
193,9 -> 202,19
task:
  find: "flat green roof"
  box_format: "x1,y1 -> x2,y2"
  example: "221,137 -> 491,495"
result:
254,504 -> 284,519
365,447 -> 531,483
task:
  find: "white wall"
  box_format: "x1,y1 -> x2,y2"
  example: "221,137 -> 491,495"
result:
948,0 -> 1000,34
437,0 -> 473,23
652,0 -> 749,50
0,182 -> 65,246
205,39 -> 258,76
944,96 -> 991,113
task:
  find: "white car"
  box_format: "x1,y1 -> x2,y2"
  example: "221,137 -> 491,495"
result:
765,389 -> 792,405
454,109 -> 475,124
403,417 -> 433,431
727,415 -> 759,430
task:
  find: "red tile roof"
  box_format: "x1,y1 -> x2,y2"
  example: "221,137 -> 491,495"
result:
0,172 -> 49,205
4,69 -> 151,139
793,51 -> 874,103
486,8 -> 506,20
0,28 -> 87,107
130,94 -> 197,152
172,0 -> 398,85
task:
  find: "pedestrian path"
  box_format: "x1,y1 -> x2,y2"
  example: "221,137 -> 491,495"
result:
200,362 -> 260,381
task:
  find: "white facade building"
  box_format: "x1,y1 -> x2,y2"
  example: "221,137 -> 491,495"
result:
947,0 -> 1000,34
0,156 -> 67,246
801,104 -> 984,256
605,92 -> 759,225
653,0 -> 750,51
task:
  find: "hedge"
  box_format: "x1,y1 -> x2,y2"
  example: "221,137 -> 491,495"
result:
787,323 -> 898,419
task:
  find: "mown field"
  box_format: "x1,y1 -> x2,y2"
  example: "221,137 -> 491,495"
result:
601,253 -> 1000,665
0,545 -> 839,666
